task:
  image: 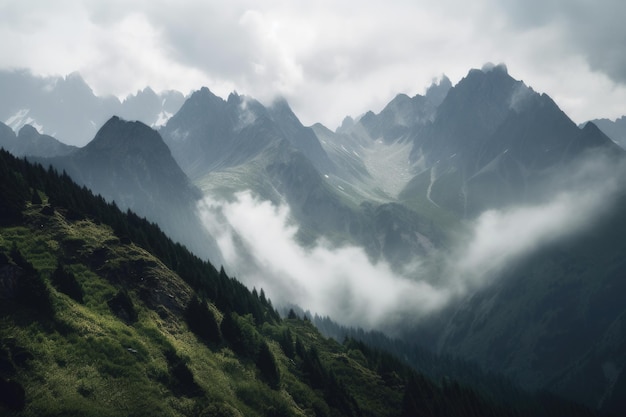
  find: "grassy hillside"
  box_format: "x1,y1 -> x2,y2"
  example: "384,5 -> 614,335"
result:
0,149 -> 605,416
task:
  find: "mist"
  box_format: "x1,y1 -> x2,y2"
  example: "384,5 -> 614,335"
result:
197,151 -> 625,331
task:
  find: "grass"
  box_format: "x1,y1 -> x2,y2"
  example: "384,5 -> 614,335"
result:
0,203 -> 318,417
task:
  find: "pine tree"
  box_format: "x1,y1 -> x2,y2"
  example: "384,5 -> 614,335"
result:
185,296 -> 221,345
9,245 -> 53,316
50,262 -> 84,303
30,189 -> 42,205
256,341 -> 280,389
279,328 -> 295,359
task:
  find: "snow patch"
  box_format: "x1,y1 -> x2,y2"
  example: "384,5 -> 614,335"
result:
153,110 -> 173,128
5,109 -> 44,133
426,166 -> 440,208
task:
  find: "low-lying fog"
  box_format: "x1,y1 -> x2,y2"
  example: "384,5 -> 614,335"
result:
198,151 -> 625,331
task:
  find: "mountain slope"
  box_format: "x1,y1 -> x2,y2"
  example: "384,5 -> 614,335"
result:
309,65 -> 626,412
0,122 -> 16,151
161,89 -> 442,264
0,123 -> 77,158
443,194 -> 626,411
0,149 -> 603,417
396,65 -> 620,217
41,116 -> 222,263
161,89 -> 356,242
586,116 -> 626,149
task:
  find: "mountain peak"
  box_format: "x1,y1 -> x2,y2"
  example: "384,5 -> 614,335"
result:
85,116 -> 172,158
337,116 -> 355,132
425,75 -> 452,106
577,120 -> 623,151
481,62 -> 508,74
227,91 -> 241,104
268,96 -> 296,119
11,123 -> 76,158
17,124 -> 40,138
186,87 -> 226,110
58,71 -> 94,97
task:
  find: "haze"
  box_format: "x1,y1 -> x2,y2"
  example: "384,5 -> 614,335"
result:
1,0 -> 626,129
198,151 -> 625,330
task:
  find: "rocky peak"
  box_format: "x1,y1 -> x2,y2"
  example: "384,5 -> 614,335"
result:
84,116 -> 172,160
425,75 -> 452,107
17,124 -> 39,140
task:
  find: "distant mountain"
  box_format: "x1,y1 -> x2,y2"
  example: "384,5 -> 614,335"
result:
161,88 -> 441,264
161,88 -> 281,179
160,88 -> 334,180
585,116 -> 626,149
398,65 -> 618,217
267,97 -> 335,174
160,89 -> 348,239
41,116 -> 222,263
0,124 -> 77,158
314,76 -> 452,203
326,65 -> 618,219
0,122 -> 16,151
0,69 -> 185,146
66,116 -> 197,205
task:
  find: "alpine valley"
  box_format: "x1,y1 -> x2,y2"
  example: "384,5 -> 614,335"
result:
1,64 -> 626,416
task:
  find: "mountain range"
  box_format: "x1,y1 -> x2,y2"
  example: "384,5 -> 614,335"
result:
1,146 -> 606,417
0,69 -> 185,147
1,64 -> 626,414
586,116 -> 626,149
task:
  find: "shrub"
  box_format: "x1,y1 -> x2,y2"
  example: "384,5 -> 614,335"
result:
164,348 -> 202,397
0,377 -> 25,410
10,245 -> 54,316
50,262 -> 84,303
107,289 -> 137,323
185,296 -> 221,345
221,313 -> 259,358
256,341 -> 280,389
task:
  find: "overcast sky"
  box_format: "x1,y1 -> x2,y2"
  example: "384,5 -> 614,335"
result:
1,0 -> 625,128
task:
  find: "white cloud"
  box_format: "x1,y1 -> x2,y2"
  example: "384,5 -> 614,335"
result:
198,191 -> 450,329
197,152 -> 624,331
1,1 -> 625,128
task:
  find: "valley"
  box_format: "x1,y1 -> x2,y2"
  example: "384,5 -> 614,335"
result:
2,63 -> 626,415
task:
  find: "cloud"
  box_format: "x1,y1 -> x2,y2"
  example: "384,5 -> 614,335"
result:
198,192 -> 451,329
197,152 -> 625,331
446,150 -> 625,294
2,1 -> 626,128
493,0 -> 626,84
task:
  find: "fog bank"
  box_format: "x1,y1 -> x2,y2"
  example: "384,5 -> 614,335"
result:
198,152 -> 625,330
